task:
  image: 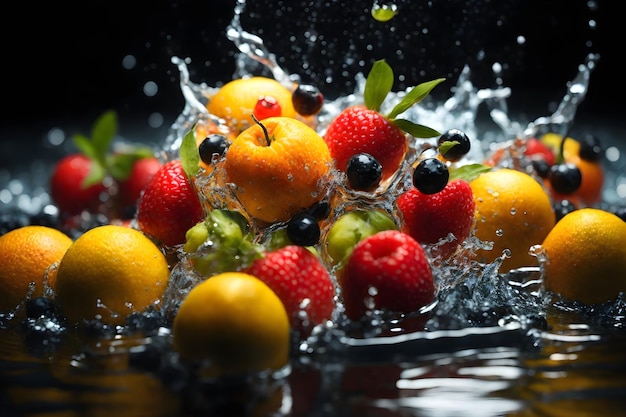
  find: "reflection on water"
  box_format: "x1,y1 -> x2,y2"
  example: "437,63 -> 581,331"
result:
2,305 -> 626,417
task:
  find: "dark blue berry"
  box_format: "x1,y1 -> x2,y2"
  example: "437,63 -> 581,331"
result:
553,199 -> 577,222
292,84 -> 324,116
413,158 -> 449,194
306,200 -> 331,221
199,134 -> 228,165
437,129 -> 471,162
287,213 -> 320,246
548,163 -> 582,195
531,159 -> 551,178
346,152 -> 383,191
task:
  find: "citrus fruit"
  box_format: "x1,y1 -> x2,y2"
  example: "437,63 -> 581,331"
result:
470,168 -> 556,271
53,225 -> 170,325
223,116 -> 332,224
207,76 -> 297,134
542,208 -> 626,305
0,226 -> 73,312
172,272 -> 290,376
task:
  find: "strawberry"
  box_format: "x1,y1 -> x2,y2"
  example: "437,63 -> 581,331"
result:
396,179 -> 475,259
136,159 -> 204,247
50,153 -> 108,217
340,230 -> 434,321
524,137 -> 555,165
117,156 -> 162,208
245,245 -> 336,336
324,59 -> 444,181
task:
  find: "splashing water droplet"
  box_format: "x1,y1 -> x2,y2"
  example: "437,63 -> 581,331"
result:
371,1 -> 397,22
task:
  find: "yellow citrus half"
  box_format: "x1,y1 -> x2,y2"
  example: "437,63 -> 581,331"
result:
470,168 -> 556,271
207,76 -> 297,134
172,272 -> 290,376
224,116 -> 332,223
54,225 -> 170,326
0,225 -> 73,312
542,208 -> 626,305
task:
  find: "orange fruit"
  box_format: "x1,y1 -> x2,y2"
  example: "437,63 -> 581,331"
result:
207,76 -> 297,134
172,272 -> 290,376
223,116 -> 332,224
0,226 -> 73,312
470,168 -> 556,271
542,208 -> 626,305
541,133 -> 605,206
54,225 -> 170,326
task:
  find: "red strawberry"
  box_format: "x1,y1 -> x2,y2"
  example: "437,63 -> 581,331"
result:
324,59 -> 443,182
118,156 -> 162,208
50,153 -> 107,217
136,159 -> 204,247
245,245 -> 336,336
396,179 -> 475,259
524,137 -> 556,165
340,230 -> 434,321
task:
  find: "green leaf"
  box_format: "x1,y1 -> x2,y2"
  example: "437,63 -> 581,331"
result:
449,163 -> 492,182
81,159 -> 106,188
386,78 -> 445,120
364,59 -> 394,112
392,119 -> 440,138
91,110 -> 117,164
438,140 -> 460,156
72,133 -> 97,159
106,146 -> 157,181
180,128 -> 200,178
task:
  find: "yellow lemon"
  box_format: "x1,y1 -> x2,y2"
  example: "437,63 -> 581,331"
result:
470,168 -> 555,271
172,272 -> 290,376
0,225 -> 73,312
207,76 -> 297,134
542,208 -> 626,305
54,225 -> 170,326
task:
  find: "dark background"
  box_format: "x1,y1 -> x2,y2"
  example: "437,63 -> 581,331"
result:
1,0 -> 622,147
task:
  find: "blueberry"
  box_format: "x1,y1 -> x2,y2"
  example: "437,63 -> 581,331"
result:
578,134 -> 603,162
286,213 -> 321,246
548,163 -> 582,195
198,134 -> 228,166
531,159 -> 551,178
437,129 -> 471,162
346,153 -> 383,191
413,157 -> 449,194
292,84 -> 324,116
553,199 -> 577,222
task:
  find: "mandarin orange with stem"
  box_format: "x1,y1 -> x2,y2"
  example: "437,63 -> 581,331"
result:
223,116 -> 332,224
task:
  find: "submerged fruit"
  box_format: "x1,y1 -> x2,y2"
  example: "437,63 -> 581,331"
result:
542,208 -> 626,305
172,272 -> 290,376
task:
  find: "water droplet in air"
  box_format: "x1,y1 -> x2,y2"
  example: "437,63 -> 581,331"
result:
371,2 -> 397,22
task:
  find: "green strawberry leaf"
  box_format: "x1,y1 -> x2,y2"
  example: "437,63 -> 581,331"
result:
438,140 -> 460,156
392,119 -> 440,138
449,163 -> 492,182
386,78 -> 445,120
107,146 -> 156,181
90,110 -> 117,165
81,158 -> 107,188
364,59 -> 394,112
180,128 -> 200,178
72,133 -> 97,160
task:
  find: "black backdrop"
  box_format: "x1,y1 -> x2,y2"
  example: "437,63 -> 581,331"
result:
1,0 -> 622,144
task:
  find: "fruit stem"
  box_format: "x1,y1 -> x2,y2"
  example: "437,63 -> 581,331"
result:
251,114 -> 271,147
557,130 -> 571,164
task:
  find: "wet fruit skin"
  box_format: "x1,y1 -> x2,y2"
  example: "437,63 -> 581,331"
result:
50,154 -> 107,217
340,230 -> 434,320
223,116 -> 332,224
542,208 -> 626,305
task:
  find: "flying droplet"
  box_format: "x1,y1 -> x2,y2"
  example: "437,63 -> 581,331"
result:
371,2 -> 397,22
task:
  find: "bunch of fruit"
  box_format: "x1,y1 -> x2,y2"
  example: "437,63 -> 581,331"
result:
2,59 -> 626,379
